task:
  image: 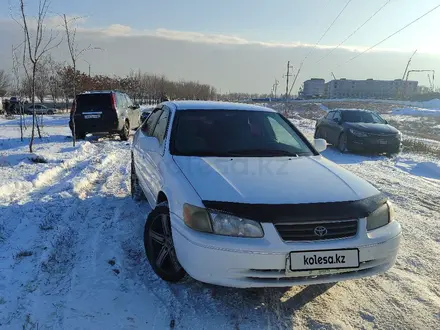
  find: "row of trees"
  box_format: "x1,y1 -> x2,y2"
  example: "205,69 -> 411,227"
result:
3,64 -> 218,105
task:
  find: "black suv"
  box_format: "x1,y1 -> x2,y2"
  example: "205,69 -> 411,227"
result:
70,91 -> 141,140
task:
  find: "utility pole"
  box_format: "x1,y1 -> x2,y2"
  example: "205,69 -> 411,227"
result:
283,61 -> 293,99
83,59 -> 91,77
272,79 -> 279,98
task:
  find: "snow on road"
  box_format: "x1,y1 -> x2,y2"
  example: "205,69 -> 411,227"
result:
0,115 -> 439,329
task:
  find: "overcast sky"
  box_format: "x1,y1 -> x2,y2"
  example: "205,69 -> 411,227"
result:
1,0 -> 439,94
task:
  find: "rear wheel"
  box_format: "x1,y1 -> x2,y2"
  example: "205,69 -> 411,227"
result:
144,204 -> 186,282
47,110 -> 54,115
120,121 -> 130,141
337,133 -> 348,153
75,131 -> 86,140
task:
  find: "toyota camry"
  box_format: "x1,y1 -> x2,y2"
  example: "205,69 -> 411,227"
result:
131,101 -> 401,288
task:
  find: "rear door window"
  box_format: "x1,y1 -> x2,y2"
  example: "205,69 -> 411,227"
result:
141,108 -> 163,136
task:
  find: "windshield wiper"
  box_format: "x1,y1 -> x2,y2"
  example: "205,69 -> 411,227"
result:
226,149 -> 299,157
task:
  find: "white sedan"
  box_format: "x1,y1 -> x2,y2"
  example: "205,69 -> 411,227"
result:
26,104 -> 58,115
131,101 -> 401,288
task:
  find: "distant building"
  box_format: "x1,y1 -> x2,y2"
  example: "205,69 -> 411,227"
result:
325,78 -> 418,99
302,78 -> 325,98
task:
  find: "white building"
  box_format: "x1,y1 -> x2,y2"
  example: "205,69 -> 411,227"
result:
325,79 -> 418,99
303,78 -> 325,98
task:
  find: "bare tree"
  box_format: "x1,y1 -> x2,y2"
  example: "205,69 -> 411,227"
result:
16,0 -> 61,152
0,70 -> 10,96
62,14 -> 98,147
12,44 -> 26,141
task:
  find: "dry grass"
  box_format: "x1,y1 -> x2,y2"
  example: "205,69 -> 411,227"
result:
29,155 -> 48,164
16,250 -> 33,259
402,138 -> 440,157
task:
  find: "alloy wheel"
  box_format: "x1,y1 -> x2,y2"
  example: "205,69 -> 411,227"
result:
148,214 -> 182,275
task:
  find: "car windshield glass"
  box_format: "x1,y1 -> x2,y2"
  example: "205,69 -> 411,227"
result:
171,110 -> 314,157
342,111 -> 385,124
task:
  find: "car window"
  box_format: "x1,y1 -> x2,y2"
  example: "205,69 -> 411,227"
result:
326,112 -> 334,119
141,108 -> 163,136
333,112 -> 341,122
342,111 -> 385,124
116,93 -> 125,108
125,95 -> 133,107
171,110 -> 314,157
76,93 -> 113,113
267,116 -> 306,150
152,107 -> 170,144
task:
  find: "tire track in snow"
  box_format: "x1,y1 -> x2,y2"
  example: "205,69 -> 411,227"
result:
0,142 -> 100,204
0,143 -> 123,329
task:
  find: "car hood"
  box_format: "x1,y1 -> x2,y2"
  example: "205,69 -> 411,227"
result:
344,122 -> 399,134
173,155 -> 379,204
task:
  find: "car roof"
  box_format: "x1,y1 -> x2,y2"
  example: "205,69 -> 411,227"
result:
332,108 -> 375,113
166,101 -> 276,112
78,90 -> 122,95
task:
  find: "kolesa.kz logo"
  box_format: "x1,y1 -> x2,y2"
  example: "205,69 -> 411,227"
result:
303,254 -> 346,265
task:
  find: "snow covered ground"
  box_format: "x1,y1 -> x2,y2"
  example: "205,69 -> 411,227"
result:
0,115 -> 439,329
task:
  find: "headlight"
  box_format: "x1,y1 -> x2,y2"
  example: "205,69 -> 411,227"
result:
183,204 -> 213,233
349,129 -> 368,138
210,212 -> 264,238
367,201 -> 394,231
183,204 -> 264,238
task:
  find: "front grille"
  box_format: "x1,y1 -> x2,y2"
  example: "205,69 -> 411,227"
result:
275,220 -> 358,241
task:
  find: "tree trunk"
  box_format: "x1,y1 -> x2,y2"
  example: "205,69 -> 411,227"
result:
20,103 -> 24,142
30,65 -> 37,152
72,65 -> 77,147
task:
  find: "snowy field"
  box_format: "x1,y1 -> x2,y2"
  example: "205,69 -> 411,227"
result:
0,115 -> 439,329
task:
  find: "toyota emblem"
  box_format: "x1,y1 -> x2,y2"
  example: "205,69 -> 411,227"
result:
314,226 -> 328,237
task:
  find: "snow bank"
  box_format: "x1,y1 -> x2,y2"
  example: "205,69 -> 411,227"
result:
316,103 -> 329,112
420,98 -> 440,109
392,107 -> 440,117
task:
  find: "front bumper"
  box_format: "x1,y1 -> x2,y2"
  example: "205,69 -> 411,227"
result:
171,214 -> 401,288
347,134 -> 401,153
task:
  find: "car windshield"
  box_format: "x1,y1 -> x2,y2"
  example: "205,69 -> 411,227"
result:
342,111 -> 385,124
171,110 -> 315,157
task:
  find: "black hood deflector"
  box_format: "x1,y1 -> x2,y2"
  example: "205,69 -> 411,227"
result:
203,193 -> 387,223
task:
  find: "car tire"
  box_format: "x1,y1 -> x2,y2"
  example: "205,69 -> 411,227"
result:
47,110 -> 54,115
337,133 -> 348,153
131,155 -> 146,201
120,121 -> 130,141
75,131 -> 86,140
144,203 -> 186,282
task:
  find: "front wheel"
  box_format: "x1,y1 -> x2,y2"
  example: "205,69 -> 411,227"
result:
337,133 -> 348,153
144,204 -> 186,282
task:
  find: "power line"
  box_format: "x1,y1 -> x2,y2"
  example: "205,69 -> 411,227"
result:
302,0 -> 353,64
316,0 -> 391,64
289,0 -> 353,96
338,3 -> 440,68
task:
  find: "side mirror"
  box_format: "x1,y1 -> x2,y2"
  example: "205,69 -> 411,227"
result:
313,138 -> 327,153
